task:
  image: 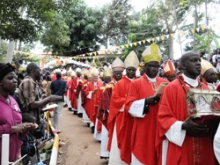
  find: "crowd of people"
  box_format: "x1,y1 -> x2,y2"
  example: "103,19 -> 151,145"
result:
0,42 -> 220,165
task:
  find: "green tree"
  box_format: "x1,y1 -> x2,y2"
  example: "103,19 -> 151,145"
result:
124,7 -> 167,61
180,0 -> 218,51
0,0 -> 56,42
195,30 -> 220,52
99,0 -> 132,48
0,41 -> 8,62
41,11 -> 70,54
156,0 -> 190,59
41,0 -> 103,56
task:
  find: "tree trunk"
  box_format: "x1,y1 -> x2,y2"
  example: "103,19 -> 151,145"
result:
0,37 -> 1,50
18,40 -> 22,50
207,29 -> 211,55
176,24 -> 183,55
193,5 -> 198,50
15,41 -> 17,51
205,1 -> 209,26
168,35 -> 174,59
104,36 -> 108,62
5,41 -> 15,63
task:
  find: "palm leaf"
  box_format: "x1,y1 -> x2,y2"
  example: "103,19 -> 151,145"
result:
195,33 -> 206,46
213,38 -> 220,49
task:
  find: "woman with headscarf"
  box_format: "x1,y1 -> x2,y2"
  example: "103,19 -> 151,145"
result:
0,63 -> 34,164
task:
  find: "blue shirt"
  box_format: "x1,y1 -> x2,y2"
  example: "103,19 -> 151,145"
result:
50,78 -> 67,96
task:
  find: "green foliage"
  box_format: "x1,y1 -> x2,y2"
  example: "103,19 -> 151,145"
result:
20,43 -> 35,52
0,41 -> 8,62
99,0 -> 132,46
41,11 -> 70,54
124,7 -> 167,59
41,0 -> 104,56
0,0 -> 56,42
195,30 -> 220,52
13,52 -> 42,65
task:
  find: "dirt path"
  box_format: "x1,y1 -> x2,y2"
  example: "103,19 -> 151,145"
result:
58,107 -> 108,165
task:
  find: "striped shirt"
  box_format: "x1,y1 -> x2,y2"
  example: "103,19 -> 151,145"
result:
18,76 -> 43,123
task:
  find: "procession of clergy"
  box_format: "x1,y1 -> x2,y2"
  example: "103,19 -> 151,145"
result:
63,43 -> 220,165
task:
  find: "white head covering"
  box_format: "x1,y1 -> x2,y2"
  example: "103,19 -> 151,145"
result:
75,67 -> 82,73
124,51 -> 139,69
71,71 -> 76,77
54,69 -> 61,73
201,58 -> 215,75
90,68 -> 99,76
111,57 -> 125,72
61,69 -> 67,75
103,68 -> 113,78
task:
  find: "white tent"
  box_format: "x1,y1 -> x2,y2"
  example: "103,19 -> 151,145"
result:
43,59 -> 90,69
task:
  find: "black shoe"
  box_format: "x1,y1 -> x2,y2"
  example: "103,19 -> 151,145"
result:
91,126 -> 95,133
87,123 -> 90,127
77,113 -> 83,118
63,104 -> 68,108
68,108 -> 72,111
73,111 -> 78,115
100,156 -> 109,160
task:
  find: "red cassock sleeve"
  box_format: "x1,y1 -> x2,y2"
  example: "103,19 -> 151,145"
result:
107,78 -> 129,151
100,87 -> 112,110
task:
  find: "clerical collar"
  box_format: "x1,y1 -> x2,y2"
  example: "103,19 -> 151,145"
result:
126,76 -> 134,81
146,75 -> 156,83
207,82 -> 216,89
182,74 -> 198,87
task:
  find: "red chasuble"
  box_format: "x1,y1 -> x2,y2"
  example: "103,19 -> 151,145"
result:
107,76 -> 133,151
70,77 -> 78,109
52,74 -> 56,81
156,75 -> 217,165
81,80 -> 88,108
120,74 -> 167,164
76,79 -> 84,98
98,80 -> 116,129
84,81 -> 104,126
68,78 -> 73,100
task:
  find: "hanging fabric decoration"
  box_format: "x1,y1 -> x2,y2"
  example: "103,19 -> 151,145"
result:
180,31 -> 184,36
125,44 -> 129,48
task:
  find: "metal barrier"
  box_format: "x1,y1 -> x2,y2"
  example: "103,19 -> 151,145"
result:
1,134 -> 27,165
46,112 -> 59,165
1,134 -> 9,165
1,111 -> 59,165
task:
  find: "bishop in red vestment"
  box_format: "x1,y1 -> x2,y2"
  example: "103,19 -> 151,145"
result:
201,58 -> 217,90
157,52 -> 219,165
84,69 -> 103,134
120,43 -> 167,165
108,51 -> 139,165
67,71 -> 75,111
99,59 -> 124,160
